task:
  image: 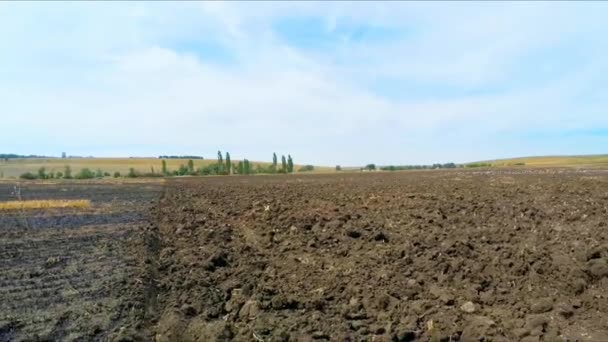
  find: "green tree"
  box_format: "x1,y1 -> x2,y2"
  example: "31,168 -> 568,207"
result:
56,171 -> 63,179
95,168 -> 104,178
272,152 -> 278,172
64,165 -> 72,179
37,167 -> 47,179
335,165 -> 342,171
365,164 -> 376,171
161,160 -> 167,175
237,161 -> 244,175
281,155 -> 287,173
113,171 -> 121,178
225,152 -> 231,175
217,150 -> 224,174
187,159 -> 194,174
287,155 -> 294,173
244,159 -> 250,175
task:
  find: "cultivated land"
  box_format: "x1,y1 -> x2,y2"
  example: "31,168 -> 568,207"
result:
0,158 -> 333,178
0,181 -> 163,341
476,154 -> 608,168
2,170 -> 608,341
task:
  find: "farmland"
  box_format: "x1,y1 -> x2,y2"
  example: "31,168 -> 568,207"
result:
474,154 -> 608,168
0,158 -> 334,179
2,170 -> 608,341
0,181 -> 162,341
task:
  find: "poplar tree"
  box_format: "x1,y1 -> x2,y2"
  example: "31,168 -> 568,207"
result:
225,152 -> 231,175
272,152 -> 278,172
281,155 -> 287,173
217,150 -> 224,174
244,159 -> 250,175
287,155 -> 294,173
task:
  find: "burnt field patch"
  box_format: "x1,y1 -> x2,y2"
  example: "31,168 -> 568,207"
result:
0,181 -> 162,341
149,171 -> 608,341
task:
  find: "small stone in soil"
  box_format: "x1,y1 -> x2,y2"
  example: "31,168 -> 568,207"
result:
460,301 -> 476,313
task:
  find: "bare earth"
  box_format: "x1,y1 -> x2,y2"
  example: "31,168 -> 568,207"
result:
2,170 -> 608,341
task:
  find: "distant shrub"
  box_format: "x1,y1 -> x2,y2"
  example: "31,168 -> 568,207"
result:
75,168 -> 96,179
38,167 -> 47,179
365,164 -> 376,171
64,165 -> 72,179
20,172 -> 38,180
113,171 -> 121,178
103,172 -> 111,177
95,169 -> 104,178
465,162 -> 492,168
298,165 -> 315,172
127,168 -> 138,178
55,171 -> 63,179
177,164 -> 189,176
335,165 -> 342,171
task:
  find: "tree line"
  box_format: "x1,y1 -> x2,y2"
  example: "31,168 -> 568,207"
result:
379,163 -> 460,171
157,155 -> 204,159
162,151 -> 296,176
1,154 -> 54,161
18,151 -> 298,180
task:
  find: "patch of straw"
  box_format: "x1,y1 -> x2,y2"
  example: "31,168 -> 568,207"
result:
0,199 -> 91,211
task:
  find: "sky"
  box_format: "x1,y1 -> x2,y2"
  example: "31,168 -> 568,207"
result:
1,2 -> 607,166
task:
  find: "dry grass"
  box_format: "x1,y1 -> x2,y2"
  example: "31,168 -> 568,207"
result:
476,154 -> 608,168
0,199 -> 91,211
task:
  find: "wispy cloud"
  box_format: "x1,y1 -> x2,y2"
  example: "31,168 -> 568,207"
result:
1,2 -> 607,165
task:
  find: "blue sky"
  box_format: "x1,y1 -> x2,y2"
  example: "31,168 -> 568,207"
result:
1,2 -> 607,166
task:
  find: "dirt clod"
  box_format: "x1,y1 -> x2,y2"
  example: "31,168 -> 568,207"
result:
587,259 -> 608,278
530,298 -> 553,314
460,301 -> 477,313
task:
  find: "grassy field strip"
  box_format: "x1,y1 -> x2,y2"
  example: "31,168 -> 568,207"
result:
0,199 -> 91,210
0,158 -> 334,178
480,154 -> 608,168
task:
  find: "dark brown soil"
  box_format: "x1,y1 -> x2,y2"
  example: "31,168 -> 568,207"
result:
148,171 -> 608,341
0,181 -> 162,342
3,171 -> 608,341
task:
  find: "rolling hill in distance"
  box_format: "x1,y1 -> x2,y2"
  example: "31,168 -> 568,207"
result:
472,154 -> 608,168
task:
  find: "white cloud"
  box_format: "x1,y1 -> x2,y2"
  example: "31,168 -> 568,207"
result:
1,2 -> 608,165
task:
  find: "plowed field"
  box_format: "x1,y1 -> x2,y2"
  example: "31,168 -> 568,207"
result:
2,171 -> 608,341
150,171 -> 608,341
